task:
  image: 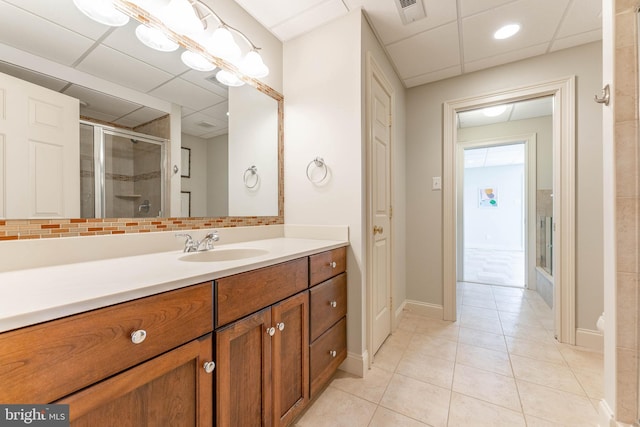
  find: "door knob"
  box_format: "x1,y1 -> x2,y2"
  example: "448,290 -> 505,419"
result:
373,225 -> 383,235
266,327 -> 276,336
203,361 -> 216,373
277,322 -> 285,331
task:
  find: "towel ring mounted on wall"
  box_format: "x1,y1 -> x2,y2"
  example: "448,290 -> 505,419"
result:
243,165 -> 259,189
306,157 -> 328,184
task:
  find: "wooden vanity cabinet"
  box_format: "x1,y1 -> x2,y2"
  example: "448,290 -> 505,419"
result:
214,259 -> 310,427
308,248 -> 347,398
0,282 -> 215,426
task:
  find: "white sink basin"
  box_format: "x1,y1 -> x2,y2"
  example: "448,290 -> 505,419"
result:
178,248 -> 269,262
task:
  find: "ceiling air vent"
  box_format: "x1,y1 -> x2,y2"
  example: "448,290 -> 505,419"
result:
196,121 -> 217,129
395,0 -> 426,25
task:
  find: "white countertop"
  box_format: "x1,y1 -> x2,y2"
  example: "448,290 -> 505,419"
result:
0,237 -> 348,333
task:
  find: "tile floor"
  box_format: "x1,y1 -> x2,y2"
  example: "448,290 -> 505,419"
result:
295,282 -> 603,427
463,248 -> 525,287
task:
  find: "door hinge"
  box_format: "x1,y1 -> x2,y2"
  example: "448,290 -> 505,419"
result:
389,205 -> 393,219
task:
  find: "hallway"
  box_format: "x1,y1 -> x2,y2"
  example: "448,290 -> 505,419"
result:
295,282 -> 602,426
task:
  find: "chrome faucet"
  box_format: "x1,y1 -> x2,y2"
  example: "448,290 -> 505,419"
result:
176,230 -> 219,252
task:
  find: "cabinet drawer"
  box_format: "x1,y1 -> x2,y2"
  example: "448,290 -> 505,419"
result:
309,317 -> 346,398
0,282 -> 213,404
309,273 -> 347,342
216,258 -> 308,327
309,247 -> 346,287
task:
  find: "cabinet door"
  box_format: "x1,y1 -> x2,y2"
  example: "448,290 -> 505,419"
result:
271,292 -> 309,427
57,334 -> 213,427
215,308 -> 272,427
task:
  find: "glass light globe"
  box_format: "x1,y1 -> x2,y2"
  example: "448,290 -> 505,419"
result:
73,0 -> 129,27
159,0 -> 204,36
181,51 -> 216,72
240,50 -> 269,78
135,25 -> 179,52
216,70 -> 244,87
207,27 -> 241,63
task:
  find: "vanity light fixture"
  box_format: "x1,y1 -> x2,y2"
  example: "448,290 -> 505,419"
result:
216,70 -> 245,87
181,51 -> 217,72
483,105 -> 507,117
73,0 -> 129,27
135,24 -> 180,52
158,0 -> 204,36
240,50 -> 269,78
207,26 -> 242,63
494,23 -> 520,40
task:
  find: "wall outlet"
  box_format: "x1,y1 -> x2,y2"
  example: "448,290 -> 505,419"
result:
432,176 -> 442,190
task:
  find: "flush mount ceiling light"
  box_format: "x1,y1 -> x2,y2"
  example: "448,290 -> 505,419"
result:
181,51 -> 216,72
135,24 -> 179,52
80,0 -> 271,81
483,105 -> 508,117
494,23 -> 520,40
216,69 -> 245,87
73,0 -> 129,27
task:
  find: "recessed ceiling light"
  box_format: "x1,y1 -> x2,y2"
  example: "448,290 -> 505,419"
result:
494,24 -> 520,40
483,105 -> 507,117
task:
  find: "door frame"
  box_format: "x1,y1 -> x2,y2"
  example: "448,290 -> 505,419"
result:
456,135 -> 537,289
365,52 -> 394,364
443,76 -> 576,344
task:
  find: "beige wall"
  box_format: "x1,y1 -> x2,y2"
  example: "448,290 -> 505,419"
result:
405,42 -> 603,331
284,9 -> 406,370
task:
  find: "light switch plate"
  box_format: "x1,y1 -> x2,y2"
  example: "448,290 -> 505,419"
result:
432,176 -> 441,190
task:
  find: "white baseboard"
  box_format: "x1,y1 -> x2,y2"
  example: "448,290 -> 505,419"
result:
402,300 -> 444,319
576,328 -> 604,352
339,350 -> 369,378
394,300 -> 407,329
598,399 -> 615,427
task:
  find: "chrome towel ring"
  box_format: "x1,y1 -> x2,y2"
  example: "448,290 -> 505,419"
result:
244,165 -> 259,189
306,157 -> 328,184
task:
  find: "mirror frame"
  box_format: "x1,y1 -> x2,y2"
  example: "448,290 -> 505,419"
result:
0,1 -> 284,241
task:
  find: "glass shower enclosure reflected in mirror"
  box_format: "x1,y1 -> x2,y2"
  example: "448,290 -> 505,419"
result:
80,122 -> 167,218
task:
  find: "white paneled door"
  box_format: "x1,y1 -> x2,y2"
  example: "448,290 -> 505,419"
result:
369,57 -> 392,355
0,71 -> 79,218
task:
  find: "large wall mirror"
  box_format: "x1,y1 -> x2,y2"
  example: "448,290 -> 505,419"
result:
0,0 -> 282,225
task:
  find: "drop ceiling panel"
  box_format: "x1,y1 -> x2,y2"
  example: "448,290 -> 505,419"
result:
555,0 -> 601,38
179,70 -> 229,99
117,107 -> 167,128
199,129 -> 228,139
1,0 -> 111,40
0,1 -> 95,66
76,45 -> 173,92
79,108 -> 119,124
458,0 -> 514,18
63,84 -> 142,118
550,30 -> 601,53
182,111 -> 227,137
464,43 -> 547,74
0,61 -> 68,92
233,0 -> 331,28
363,0 -> 457,45
271,0 -> 349,41
199,102 -> 230,124
462,0 -> 570,62
149,78 -> 225,111
386,22 -> 460,79
404,65 -> 461,87
101,21 -> 190,76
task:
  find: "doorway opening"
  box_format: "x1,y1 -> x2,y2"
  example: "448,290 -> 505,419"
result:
461,142 -> 526,288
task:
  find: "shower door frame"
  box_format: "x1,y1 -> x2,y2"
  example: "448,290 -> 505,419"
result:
82,121 -> 169,219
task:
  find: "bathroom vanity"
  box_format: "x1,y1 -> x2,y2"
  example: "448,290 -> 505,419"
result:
0,237 -> 347,427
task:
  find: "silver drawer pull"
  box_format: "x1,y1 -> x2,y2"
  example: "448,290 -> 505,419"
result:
329,350 -> 337,358
277,322 -> 285,332
329,301 -> 337,308
266,327 -> 276,336
130,329 -> 147,344
328,261 -> 337,268
203,361 -> 216,373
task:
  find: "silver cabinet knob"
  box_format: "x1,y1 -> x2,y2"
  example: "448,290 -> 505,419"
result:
277,322 -> 285,331
329,301 -> 337,308
329,261 -> 337,268
203,361 -> 216,373
130,329 -> 147,344
266,327 -> 276,336
329,350 -> 337,358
